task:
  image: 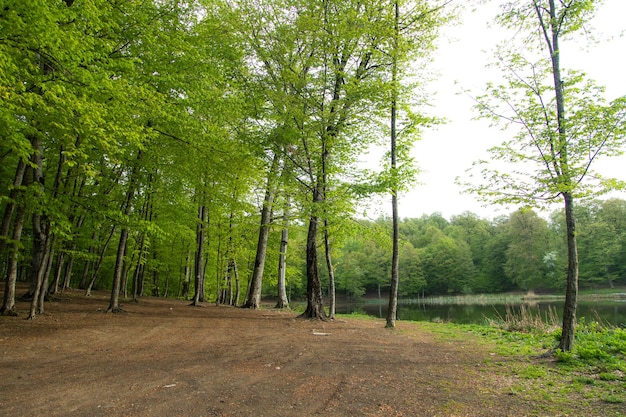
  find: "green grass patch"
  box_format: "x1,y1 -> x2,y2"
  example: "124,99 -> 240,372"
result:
413,317 -> 626,416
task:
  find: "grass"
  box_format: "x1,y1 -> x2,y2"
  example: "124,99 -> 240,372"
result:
415,314 -> 626,415
488,304 -> 561,333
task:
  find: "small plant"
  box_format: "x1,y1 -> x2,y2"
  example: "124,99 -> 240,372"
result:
603,394 -> 625,404
518,364 -> 547,379
598,372 -> 619,381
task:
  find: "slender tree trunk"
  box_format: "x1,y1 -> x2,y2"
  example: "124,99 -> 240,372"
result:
233,260 -> 240,306
0,160 -> 29,315
107,151 -> 141,312
300,188 -> 326,320
107,228 -> 129,312
535,0 -> 578,351
61,213 -> 85,292
84,225 -> 116,295
29,238 -> 52,319
324,221 -> 335,319
182,248 -> 191,298
50,251 -> 65,295
132,234 -> 146,302
152,248 -> 159,297
191,204 -> 206,306
275,200 -> 290,309
27,136 -> 52,318
386,0 -> 400,329
243,154 -> 279,309
0,159 -> 27,256
227,262 -> 233,305
1,199 -> 27,316
61,251 -> 75,291
121,242 -> 133,299
79,259 -> 91,290
559,192 -> 579,351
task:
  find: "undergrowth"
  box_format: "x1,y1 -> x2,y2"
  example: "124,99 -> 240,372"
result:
417,311 -> 626,414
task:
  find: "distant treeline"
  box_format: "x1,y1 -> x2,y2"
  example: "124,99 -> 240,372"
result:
325,199 -> 626,298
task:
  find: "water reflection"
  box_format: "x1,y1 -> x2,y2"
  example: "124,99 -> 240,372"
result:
338,300 -> 626,327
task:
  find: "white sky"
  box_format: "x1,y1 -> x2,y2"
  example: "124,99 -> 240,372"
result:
380,0 -> 626,220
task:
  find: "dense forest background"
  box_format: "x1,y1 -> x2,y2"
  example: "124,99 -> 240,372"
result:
1,1 -> 625,315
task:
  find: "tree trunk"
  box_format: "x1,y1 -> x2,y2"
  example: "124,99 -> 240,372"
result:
26,136 -> 52,318
61,250 -> 75,292
107,228 -> 129,312
152,248 -> 159,297
0,159 -> 27,256
324,222 -> 336,319
536,0 -> 578,352
132,234 -> 146,302
182,249 -> 192,298
84,225 -> 116,296
300,188 -> 326,320
233,259 -> 240,306
50,251 -> 66,295
1,199 -> 27,316
559,191 -> 579,351
61,213 -> 85,293
243,154 -> 279,309
28,236 -> 52,319
190,204 -> 206,306
121,241 -> 133,299
386,0 -> 400,329
108,152 -> 141,312
275,200 -> 290,309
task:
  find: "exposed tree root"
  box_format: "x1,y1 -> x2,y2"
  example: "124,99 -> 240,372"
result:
1,309 -> 19,317
188,302 -> 204,307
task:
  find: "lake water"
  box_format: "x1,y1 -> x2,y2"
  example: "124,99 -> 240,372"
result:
338,299 -> 626,327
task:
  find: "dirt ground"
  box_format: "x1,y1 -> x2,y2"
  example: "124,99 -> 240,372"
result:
0,290 -> 617,417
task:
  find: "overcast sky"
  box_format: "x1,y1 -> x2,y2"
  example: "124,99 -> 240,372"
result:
369,0 -> 626,221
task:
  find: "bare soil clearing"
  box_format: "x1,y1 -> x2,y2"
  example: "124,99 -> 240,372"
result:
0,291 -> 614,416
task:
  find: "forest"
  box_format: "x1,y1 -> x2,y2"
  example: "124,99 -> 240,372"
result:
1,0 -> 625,333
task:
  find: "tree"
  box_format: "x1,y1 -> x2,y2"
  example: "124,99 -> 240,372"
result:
275,197 -> 291,309
420,227 -> 474,295
232,0 -> 411,319
447,212 -> 497,293
462,0 -> 626,351
504,209 -> 550,290
243,153 -> 279,309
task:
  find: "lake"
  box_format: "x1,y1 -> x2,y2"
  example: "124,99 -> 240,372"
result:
338,299 -> 626,327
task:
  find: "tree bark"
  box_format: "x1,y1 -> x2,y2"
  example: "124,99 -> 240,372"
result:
386,0 -> 400,329
300,188 -> 327,320
0,160 -> 28,315
26,136 -> 52,318
132,233 -> 147,302
151,248 -> 159,297
324,221 -> 336,319
275,200 -> 290,309
535,0 -> 579,352
0,159 -> 27,255
233,259 -> 240,306
50,250 -> 66,295
1,198 -> 27,316
243,154 -> 279,309
107,228 -> 129,312
190,204 -> 206,306
108,151 -> 142,312
28,232 -> 52,319
84,226 -> 116,296
559,191 -> 579,351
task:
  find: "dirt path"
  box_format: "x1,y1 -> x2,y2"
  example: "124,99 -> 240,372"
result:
0,291 -> 578,416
